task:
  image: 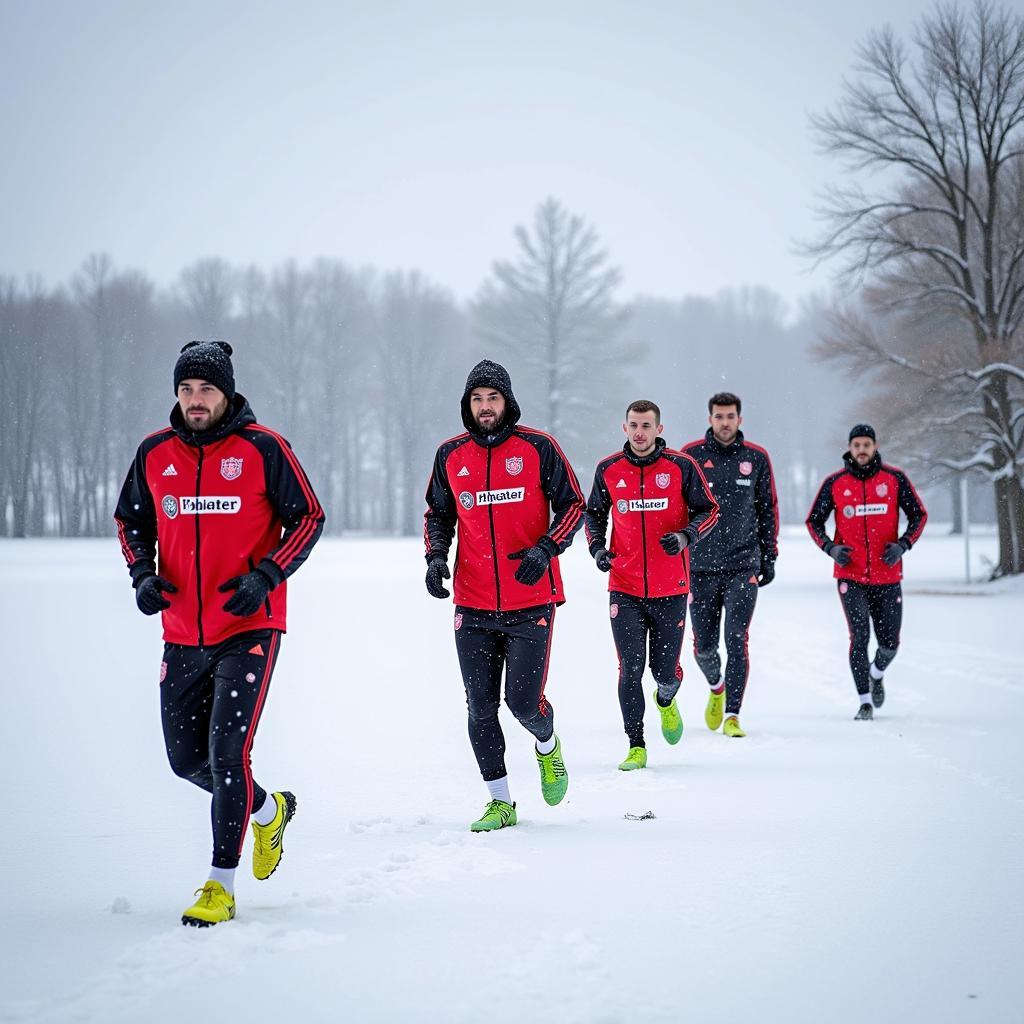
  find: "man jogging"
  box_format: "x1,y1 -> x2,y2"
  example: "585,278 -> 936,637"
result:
806,424 -> 927,720
114,341 -> 324,926
681,392 -> 779,738
586,400 -> 718,770
423,360 -> 585,832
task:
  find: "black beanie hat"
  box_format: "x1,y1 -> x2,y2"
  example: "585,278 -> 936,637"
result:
848,423 -> 876,443
174,341 -> 235,400
461,359 -> 522,433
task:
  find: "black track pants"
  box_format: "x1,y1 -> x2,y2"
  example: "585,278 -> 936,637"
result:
837,580 -> 902,698
454,604 -> 556,782
689,571 -> 759,715
160,629 -> 281,869
609,592 -> 687,748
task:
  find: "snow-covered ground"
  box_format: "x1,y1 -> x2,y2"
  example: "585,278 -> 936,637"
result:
1,527 -> 1021,1023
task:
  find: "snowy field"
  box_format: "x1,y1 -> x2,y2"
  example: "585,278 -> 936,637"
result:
1,527 -> 1021,1024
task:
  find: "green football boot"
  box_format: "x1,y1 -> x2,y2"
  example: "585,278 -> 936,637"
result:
470,799 -> 517,832
618,746 -> 648,771
535,735 -> 569,805
653,690 -> 683,744
705,687 -> 725,731
723,715 -> 746,738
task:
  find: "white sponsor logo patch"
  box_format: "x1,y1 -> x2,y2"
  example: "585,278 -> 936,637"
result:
655,472 -> 670,489
616,499 -> 628,514
505,456 -> 523,476
616,479 -> 627,488
162,464 -> 177,477
162,495 -> 179,518
220,457 -> 243,480
854,503 -> 888,517
735,478 -> 752,487
876,483 -> 888,497
628,498 -> 669,511
459,491 -> 474,509
475,488 -> 525,505
179,496 -> 242,514
457,466 -> 470,477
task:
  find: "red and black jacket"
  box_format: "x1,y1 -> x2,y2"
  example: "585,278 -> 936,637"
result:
806,451 -> 927,585
114,395 -> 325,646
584,439 -> 719,599
423,413 -> 585,612
680,429 -> 779,574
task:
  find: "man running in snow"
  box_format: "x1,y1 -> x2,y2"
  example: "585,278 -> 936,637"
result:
681,392 -> 779,737
806,424 -> 927,719
115,341 -> 324,925
586,400 -> 718,769
423,360 -> 585,831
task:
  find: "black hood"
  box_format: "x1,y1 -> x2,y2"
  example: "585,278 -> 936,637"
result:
705,426 -> 745,455
843,449 -> 882,480
622,437 -> 667,467
461,360 -> 522,441
170,392 -> 255,446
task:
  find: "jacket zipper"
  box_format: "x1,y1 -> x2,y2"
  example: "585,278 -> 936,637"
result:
195,448 -> 205,646
862,478 -> 871,582
640,465 -> 649,598
486,448 -> 502,611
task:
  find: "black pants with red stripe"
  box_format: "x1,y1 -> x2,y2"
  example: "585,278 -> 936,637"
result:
837,580 -> 902,698
689,570 -> 759,716
453,604 -> 556,782
609,592 -> 687,748
160,628 -> 281,869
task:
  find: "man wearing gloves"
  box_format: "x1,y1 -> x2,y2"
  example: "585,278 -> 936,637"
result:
423,360 -> 585,831
114,341 -> 324,925
806,424 -> 927,719
586,400 -> 718,769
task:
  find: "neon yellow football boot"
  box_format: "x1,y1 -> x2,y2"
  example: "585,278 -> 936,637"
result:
653,690 -> 683,744
535,735 -> 569,805
705,687 -> 725,731
181,881 -> 235,927
470,799 -> 517,832
723,715 -> 746,738
252,791 -> 296,880
618,746 -> 648,771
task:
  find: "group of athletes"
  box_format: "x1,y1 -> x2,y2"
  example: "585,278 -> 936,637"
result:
114,345 -> 927,925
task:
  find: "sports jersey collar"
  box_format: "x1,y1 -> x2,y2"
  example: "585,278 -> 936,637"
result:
468,420 -> 518,448
705,427 -> 745,455
622,437 -> 667,467
170,393 -> 256,447
843,450 -> 883,480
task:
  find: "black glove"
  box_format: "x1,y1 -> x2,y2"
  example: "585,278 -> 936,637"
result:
593,547 -> 616,573
508,545 -> 552,586
425,557 -> 451,599
881,540 -> 908,566
827,543 -> 853,568
135,574 -> 177,615
218,569 -> 273,617
659,531 -> 689,556
757,558 -> 776,587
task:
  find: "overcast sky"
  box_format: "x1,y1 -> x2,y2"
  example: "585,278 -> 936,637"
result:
2,0 -> 924,308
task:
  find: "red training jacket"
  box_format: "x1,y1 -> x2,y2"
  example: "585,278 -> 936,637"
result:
114,396 -> 324,645
806,452 -> 927,585
584,440 -> 719,598
423,425 -> 585,611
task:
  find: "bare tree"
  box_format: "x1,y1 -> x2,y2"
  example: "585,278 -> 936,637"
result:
179,257 -> 235,336
808,0 -> 1024,574
474,198 -> 629,460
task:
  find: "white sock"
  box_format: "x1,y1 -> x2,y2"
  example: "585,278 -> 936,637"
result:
710,679 -> 724,693
486,776 -> 512,804
252,793 -> 279,825
869,663 -> 885,680
535,733 -> 557,755
208,865 -> 235,892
